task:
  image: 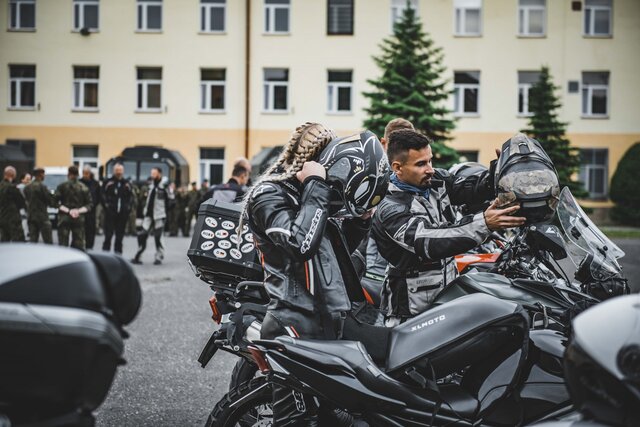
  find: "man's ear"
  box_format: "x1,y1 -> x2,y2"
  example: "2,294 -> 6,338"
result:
391,159 -> 403,175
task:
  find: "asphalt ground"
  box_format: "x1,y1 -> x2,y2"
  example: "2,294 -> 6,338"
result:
84,234 -> 640,426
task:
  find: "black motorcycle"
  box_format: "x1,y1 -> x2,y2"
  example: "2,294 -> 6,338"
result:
207,293 -> 577,426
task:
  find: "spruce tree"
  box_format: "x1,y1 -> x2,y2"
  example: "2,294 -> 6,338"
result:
363,3 -> 458,167
522,66 -> 586,196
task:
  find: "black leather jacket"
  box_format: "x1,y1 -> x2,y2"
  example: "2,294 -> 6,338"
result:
248,176 -> 369,315
102,176 -> 133,215
372,168 -> 494,319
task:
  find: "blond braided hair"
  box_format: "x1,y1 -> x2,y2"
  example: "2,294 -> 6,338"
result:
238,122 -> 336,239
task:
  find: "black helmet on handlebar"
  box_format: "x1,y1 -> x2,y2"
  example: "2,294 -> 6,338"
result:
495,133 -> 560,224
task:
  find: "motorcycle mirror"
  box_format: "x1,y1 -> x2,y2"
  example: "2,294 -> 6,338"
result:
528,224 -> 568,260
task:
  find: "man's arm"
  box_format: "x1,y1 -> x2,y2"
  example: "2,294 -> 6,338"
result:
374,199 -> 490,263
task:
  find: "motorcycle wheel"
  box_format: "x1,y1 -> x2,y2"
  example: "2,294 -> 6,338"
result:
229,358 -> 259,391
205,377 -> 273,427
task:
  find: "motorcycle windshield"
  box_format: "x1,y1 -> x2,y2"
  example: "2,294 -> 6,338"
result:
554,187 -> 624,280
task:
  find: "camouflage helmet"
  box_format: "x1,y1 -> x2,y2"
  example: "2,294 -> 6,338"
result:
495,133 -> 559,223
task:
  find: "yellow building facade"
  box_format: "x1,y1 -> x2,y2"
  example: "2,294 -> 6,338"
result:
1,0 -> 638,202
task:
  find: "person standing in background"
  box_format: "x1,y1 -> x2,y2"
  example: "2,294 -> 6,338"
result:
17,172 -> 31,239
185,182 -> 199,236
24,168 -> 53,244
0,166 -> 26,242
132,168 -> 168,265
80,166 -> 101,250
55,166 -> 92,250
102,163 -> 133,255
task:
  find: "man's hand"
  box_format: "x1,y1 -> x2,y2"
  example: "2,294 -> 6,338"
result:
296,161 -> 326,183
483,198 -> 526,231
70,208 -> 80,219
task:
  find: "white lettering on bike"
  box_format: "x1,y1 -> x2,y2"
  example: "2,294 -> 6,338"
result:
410,314 -> 447,332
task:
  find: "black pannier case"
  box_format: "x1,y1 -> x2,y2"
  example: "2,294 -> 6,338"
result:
0,244 -> 140,425
187,199 -> 263,289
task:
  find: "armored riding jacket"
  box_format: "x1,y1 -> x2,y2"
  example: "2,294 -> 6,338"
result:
372,168 -> 494,319
247,176 -> 369,315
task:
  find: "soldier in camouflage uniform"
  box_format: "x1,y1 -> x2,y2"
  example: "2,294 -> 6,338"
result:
126,183 -> 140,235
55,165 -> 93,250
185,182 -> 199,236
0,166 -> 26,242
175,185 -> 189,236
24,168 -> 54,243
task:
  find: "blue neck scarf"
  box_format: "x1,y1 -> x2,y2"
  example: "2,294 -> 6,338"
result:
390,173 -> 430,199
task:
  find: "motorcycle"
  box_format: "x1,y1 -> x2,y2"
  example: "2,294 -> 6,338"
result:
207,293 -> 577,426
0,245 -> 141,427
195,188 -> 626,393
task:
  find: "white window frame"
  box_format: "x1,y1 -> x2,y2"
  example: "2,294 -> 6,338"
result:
136,69 -> 162,112
390,0 -> 418,30
73,67 -> 99,112
580,148 -> 608,199
137,0 -> 162,32
518,83 -> 533,116
72,146 -> 99,176
263,70 -> 289,113
199,159 -> 225,185
200,0 -> 225,33
453,72 -> 480,116
584,1 -> 612,37
454,0 -> 482,36
327,73 -> 353,114
9,0 -> 35,31
582,84 -> 609,118
8,66 -> 36,110
264,1 -> 289,34
200,74 -> 226,113
73,0 -> 99,32
518,0 -> 546,36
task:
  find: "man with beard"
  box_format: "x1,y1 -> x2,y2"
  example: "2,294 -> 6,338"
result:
372,130 -> 525,325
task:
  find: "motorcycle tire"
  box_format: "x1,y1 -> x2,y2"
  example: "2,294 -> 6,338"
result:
229,358 -> 259,391
205,377 -> 273,427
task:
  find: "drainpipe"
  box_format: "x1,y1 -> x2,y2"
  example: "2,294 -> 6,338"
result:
244,0 -> 251,158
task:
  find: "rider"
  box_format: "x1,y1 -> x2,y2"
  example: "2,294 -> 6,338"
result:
244,122 -> 387,426
372,129 -> 526,325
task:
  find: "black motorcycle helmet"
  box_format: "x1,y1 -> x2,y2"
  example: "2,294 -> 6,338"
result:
564,294 -> 640,426
495,133 -> 560,223
318,130 -> 390,217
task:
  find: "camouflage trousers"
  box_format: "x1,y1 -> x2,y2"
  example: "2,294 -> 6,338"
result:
0,220 -> 25,242
58,218 -> 86,250
28,219 -> 53,244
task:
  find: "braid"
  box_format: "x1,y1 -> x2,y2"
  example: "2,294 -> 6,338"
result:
237,122 -> 336,242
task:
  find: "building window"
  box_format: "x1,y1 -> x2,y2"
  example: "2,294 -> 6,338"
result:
580,148 -> 608,199
453,71 -> 480,115
391,0 -> 418,28
73,66 -> 99,111
518,71 -> 541,116
584,0 -> 612,36
457,150 -> 479,163
518,0 -> 545,36
328,0 -> 354,35
327,70 -> 352,113
201,0 -> 225,32
6,139 -> 35,171
200,68 -> 225,112
8,64 -> 35,109
136,67 -> 162,111
137,0 -> 162,31
72,145 -> 99,175
73,0 -> 99,31
200,147 -> 225,185
582,71 -> 609,117
9,0 -> 35,30
454,0 -> 482,36
264,0 -> 289,34
263,68 -> 288,112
